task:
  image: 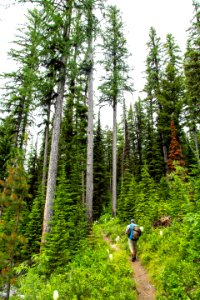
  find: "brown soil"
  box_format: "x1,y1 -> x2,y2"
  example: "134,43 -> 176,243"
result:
131,259 -> 156,300
103,235 -> 156,300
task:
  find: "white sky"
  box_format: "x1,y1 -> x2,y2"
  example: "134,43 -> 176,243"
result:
0,0 -> 195,127
109,0 -> 194,95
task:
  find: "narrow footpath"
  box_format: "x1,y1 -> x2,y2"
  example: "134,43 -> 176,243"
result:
103,235 -> 156,300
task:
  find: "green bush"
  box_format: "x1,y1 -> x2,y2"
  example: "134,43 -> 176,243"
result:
16,220 -> 136,300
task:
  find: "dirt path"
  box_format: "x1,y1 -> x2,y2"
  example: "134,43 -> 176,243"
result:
103,235 -> 156,300
131,258 -> 155,300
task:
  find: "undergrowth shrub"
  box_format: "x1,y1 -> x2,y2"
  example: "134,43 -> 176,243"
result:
139,218 -> 200,299
15,219 -> 136,300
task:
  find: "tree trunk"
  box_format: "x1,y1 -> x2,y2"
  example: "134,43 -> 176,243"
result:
86,67 -> 94,223
112,103 -> 117,217
85,1 -> 95,224
41,19 -> 71,244
86,40 -> 94,224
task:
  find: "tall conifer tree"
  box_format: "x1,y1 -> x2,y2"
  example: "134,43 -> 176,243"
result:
85,0 -> 95,224
93,113 -> 109,219
42,0 -> 74,243
184,1 -> 200,166
160,34 -> 184,163
143,27 -> 165,178
99,5 -> 132,217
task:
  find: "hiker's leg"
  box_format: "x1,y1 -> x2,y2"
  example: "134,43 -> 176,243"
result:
128,239 -> 136,261
128,239 -> 134,255
132,240 -> 137,258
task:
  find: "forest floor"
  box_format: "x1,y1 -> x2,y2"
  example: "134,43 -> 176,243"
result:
103,235 -> 156,300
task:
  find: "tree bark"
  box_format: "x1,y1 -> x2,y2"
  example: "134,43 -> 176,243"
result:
85,0 -> 95,224
41,17 -> 71,244
86,63 -> 94,223
86,31 -> 94,224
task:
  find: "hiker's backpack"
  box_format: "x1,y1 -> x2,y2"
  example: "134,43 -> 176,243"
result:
128,224 -> 141,241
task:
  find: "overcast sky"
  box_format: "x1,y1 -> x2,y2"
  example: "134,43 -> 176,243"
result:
108,0 -> 194,97
0,0 -> 195,126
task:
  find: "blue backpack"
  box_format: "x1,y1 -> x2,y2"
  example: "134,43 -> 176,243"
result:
128,224 -> 141,241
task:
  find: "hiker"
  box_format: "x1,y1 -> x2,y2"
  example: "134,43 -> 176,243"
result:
125,219 -> 141,262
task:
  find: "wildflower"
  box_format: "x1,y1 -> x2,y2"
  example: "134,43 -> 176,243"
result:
53,290 -> 59,300
115,236 -> 120,242
160,230 -> 163,236
109,253 -> 113,260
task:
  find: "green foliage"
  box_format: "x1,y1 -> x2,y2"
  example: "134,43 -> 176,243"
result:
25,187 -> 44,254
166,166 -> 194,218
99,5 -> 132,105
139,218 -> 200,299
0,116 -> 15,180
42,166 -> 88,274
17,219 -> 136,300
0,159 -> 29,290
93,116 -> 110,219
118,165 -> 160,228
116,162 -> 200,299
118,172 -> 137,222
1,2 -> 200,300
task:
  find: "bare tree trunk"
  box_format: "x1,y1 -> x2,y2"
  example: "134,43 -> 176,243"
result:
41,60 -> 66,243
86,70 -> 93,223
85,1 -> 95,224
41,19 -> 71,244
112,103 -> 117,217
86,44 -> 94,224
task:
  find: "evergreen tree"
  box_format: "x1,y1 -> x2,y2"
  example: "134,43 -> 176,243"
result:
118,171 -> 136,222
43,166 -> 87,273
0,117 -> 15,181
184,1 -> 200,166
143,27 -> 165,178
133,98 -> 146,180
121,100 -> 130,179
2,8 -> 41,150
127,105 -> 138,178
104,128 -> 113,192
42,0 -> 74,243
85,0 -> 95,224
93,113 -> 109,219
160,33 -> 184,164
25,187 -> 44,254
0,158 -> 29,298
26,142 -> 40,209
59,6 -> 87,206
136,164 -> 159,227
167,118 -> 185,173
99,5 -> 132,217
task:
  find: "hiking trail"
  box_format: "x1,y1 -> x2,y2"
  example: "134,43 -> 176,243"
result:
103,234 -> 156,300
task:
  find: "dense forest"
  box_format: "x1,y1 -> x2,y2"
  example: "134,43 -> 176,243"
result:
0,0 -> 200,299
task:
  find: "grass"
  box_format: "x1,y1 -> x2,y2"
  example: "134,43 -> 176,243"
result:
15,216 -> 137,300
